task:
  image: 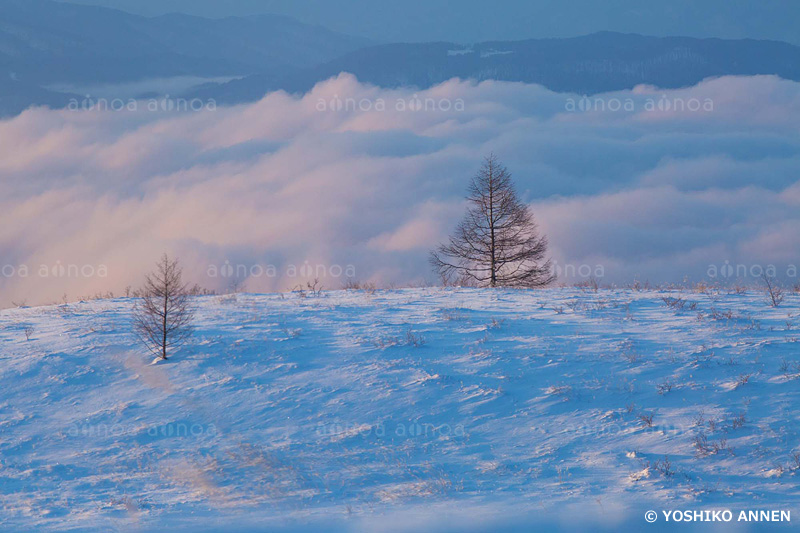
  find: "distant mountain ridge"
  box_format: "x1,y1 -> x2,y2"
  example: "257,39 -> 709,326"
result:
191,32 -> 800,103
51,0 -> 800,47
0,0 -> 369,116
0,0 -> 368,84
2,0 -> 800,118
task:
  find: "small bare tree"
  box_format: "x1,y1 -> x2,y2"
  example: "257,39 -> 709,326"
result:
762,273 -> 785,308
431,154 -> 555,288
133,254 -> 194,360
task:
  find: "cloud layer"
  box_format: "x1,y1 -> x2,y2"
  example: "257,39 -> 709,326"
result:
1,74 -> 800,305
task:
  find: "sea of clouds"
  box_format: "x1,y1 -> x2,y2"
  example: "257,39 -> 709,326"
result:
1,73 -> 799,305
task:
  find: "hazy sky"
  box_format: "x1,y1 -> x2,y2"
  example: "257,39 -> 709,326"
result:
2,74 -> 799,306
55,0 -> 800,45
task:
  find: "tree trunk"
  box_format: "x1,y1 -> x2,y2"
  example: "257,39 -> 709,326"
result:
162,294 -> 168,359
488,167 -> 497,287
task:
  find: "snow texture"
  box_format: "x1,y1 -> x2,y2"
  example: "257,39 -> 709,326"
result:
1,288 -> 798,531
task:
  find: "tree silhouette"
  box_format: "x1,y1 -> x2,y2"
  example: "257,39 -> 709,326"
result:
431,154 -> 555,288
133,254 -> 193,360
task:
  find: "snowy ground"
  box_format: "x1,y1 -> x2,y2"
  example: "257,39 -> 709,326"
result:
1,288 -> 799,531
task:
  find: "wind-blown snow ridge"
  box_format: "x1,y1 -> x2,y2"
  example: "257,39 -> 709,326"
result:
0,288 -> 798,531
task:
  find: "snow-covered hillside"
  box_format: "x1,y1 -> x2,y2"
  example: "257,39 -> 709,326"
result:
1,288 -> 799,531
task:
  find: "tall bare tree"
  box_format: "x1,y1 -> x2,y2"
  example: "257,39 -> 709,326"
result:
133,254 -> 194,360
431,154 -> 555,288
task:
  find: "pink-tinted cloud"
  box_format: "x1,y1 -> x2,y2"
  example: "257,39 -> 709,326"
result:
1,74 -> 799,305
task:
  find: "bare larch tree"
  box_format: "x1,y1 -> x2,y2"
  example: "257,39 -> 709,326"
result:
431,154 -> 555,288
133,254 -> 194,360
